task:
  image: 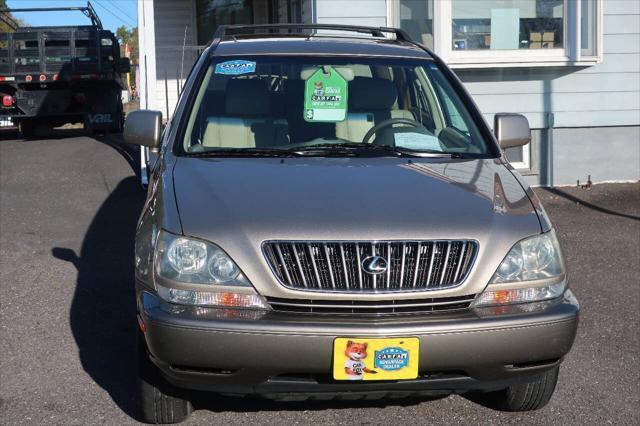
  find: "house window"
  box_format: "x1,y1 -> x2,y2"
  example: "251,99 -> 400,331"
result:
398,0 -> 435,50
196,0 -> 254,44
580,0 -> 599,57
389,0 -> 602,67
288,0 -> 302,23
451,0 -> 564,51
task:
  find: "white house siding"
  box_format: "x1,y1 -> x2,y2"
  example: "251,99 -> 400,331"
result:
153,0 -> 197,120
455,1 -> 640,185
459,0 -> 640,130
141,0 -> 314,118
315,0 -> 388,27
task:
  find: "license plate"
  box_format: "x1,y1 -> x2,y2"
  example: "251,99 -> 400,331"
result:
0,117 -> 13,127
333,337 -> 419,381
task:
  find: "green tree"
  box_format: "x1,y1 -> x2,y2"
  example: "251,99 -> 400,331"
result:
116,25 -> 138,66
0,0 -> 25,33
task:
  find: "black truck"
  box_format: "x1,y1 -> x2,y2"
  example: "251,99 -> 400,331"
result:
0,2 -> 130,137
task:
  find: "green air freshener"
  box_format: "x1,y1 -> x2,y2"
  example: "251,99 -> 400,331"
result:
304,67 -> 348,122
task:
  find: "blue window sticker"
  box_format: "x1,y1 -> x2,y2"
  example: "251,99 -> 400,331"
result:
374,347 -> 410,371
215,60 -> 256,75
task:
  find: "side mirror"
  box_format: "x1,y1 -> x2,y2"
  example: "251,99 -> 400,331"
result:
124,110 -> 162,149
494,113 -> 531,149
119,57 -> 131,74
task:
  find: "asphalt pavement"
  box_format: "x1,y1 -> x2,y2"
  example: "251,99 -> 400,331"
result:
1,132 -> 638,425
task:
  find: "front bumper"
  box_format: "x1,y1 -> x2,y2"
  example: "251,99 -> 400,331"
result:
139,289 -> 579,397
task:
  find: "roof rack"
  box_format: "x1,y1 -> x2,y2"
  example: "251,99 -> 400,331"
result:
0,1 -> 103,30
213,24 -> 413,43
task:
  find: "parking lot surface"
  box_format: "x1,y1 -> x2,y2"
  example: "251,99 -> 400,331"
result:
1,134 -> 638,425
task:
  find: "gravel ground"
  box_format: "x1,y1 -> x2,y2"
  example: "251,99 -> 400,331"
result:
1,133 -> 638,425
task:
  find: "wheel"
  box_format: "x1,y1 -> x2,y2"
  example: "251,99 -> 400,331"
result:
137,330 -> 193,424
19,119 -> 36,139
477,367 -> 559,412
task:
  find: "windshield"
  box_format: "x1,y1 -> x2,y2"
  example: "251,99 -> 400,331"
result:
181,56 -> 491,157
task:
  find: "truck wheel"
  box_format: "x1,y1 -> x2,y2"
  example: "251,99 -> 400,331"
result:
482,367 -> 559,412
137,330 -> 193,424
19,120 -> 36,139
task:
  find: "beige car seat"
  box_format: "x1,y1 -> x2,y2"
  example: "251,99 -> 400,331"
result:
203,79 -> 288,148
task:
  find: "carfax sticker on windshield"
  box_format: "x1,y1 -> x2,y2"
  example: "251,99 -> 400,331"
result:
304,66 -> 348,122
215,60 -> 256,75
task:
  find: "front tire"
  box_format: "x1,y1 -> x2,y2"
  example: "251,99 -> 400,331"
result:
480,367 -> 559,412
137,330 -> 193,424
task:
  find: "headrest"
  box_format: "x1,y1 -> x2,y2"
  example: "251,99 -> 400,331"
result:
225,79 -> 270,116
349,77 -> 397,111
283,79 -> 304,106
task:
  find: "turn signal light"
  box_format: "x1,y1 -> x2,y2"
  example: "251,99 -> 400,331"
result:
157,284 -> 270,310
472,282 -> 566,307
2,95 -> 13,107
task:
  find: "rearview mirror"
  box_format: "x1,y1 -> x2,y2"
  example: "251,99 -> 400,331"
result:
494,113 -> 531,149
119,57 -> 131,74
124,110 -> 162,149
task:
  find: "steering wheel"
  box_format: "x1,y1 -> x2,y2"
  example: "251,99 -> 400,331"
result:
362,117 -> 430,145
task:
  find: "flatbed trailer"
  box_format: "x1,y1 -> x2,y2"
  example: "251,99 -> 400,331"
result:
0,2 -> 130,136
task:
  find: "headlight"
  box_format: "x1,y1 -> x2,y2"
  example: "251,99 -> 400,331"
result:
154,231 -> 269,310
156,231 -> 249,285
490,230 -> 564,283
473,230 -> 566,307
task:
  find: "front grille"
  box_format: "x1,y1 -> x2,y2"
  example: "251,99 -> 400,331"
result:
263,240 -> 477,293
266,295 -> 476,315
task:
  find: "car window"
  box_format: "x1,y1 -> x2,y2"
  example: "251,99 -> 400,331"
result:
181,57 -> 490,156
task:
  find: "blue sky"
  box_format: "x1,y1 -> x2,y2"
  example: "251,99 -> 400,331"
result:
7,0 -> 137,32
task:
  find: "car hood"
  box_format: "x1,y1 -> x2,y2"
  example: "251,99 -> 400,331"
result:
172,157 -> 542,298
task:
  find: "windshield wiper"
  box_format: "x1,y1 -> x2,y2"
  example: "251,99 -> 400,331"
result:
187,148 -> 303,157
292,143 -> 462,158
186,144 -> 474,159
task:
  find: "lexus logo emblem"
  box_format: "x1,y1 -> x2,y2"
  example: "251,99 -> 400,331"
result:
361,256 -> 388,275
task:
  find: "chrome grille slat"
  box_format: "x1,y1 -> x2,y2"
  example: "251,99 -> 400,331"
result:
440,242 -> 451,285
268,297 -> 476,309
291,244 -> 308,288
323,244 -> 336,289
399,242 -> 406,288
355,243 -> 363,290
308,244 -> 322,289
386,243 -> 391,290
264,240 -> 477,293
274,244 -> 293,286
412,242 -> 421,288
454,242 -> 467,283
371,242 -> 377,291
266,294 -> 477,315
425,242 -> 436,288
